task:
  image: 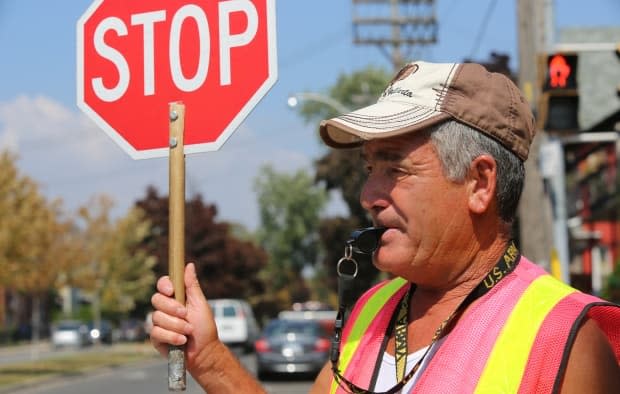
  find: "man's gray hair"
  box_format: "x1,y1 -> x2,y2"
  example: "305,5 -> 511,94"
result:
429,120 -> 525,224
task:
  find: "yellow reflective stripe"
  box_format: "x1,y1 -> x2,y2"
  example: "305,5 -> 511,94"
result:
330,277 -> 407,394
474,275 -> 575,393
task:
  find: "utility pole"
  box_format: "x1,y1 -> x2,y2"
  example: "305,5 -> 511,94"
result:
351,0 -> 438,71
516,0 -> 555,271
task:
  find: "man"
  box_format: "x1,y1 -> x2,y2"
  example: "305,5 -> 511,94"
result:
150,61 -> 620,393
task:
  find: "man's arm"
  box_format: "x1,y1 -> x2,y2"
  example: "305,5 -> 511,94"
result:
309,362 -> 333,393
559,318 -> 619,393
190,340 -> 266,393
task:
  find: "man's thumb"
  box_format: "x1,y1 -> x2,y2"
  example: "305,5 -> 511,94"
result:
184,262 -> 206,301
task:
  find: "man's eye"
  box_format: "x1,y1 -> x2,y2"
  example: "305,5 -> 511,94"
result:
386,167 -> 411,181
388,167 -> 405,176
364,164 -> 373,174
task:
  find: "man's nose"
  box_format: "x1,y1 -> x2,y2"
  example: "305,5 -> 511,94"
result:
360,174 -> 388,214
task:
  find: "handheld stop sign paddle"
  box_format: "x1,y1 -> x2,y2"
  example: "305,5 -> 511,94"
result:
77,0 -> 277,390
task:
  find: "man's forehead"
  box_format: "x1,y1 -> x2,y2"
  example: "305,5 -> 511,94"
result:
361,133 -> 429,161
360,146 -> 406,162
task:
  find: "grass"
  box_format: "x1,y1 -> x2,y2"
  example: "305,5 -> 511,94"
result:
0,343 -> 159,391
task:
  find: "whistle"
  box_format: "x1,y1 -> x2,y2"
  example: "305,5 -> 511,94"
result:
347,227 -> 387,254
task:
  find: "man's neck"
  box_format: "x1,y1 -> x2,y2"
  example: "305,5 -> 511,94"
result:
412,237 -> 511,315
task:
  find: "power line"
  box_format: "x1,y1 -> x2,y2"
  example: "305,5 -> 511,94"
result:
468,0 -> 499,59
351,0 -> 439,71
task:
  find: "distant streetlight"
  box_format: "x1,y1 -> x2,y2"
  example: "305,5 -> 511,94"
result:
287,92 -> 351,114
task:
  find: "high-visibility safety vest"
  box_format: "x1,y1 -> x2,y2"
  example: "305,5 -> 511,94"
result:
329,257 -> 620,393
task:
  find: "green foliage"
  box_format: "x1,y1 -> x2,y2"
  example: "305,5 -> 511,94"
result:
254,165 -> 328,300
50,303 -> 91,323
0,151 -> 68,293
297,66 -> 392,123
602,260 -> 620,303
70,195 -> 157,315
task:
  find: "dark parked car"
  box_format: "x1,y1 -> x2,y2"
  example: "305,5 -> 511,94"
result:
254,318 -> 331,380
119,318 -> 146,342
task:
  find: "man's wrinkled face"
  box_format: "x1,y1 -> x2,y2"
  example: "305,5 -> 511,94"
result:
359,133 -> 469,284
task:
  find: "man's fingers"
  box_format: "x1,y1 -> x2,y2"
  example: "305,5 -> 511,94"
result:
150,325 -> 187,349
152,309 -> 192,331
151,293 -> 188,319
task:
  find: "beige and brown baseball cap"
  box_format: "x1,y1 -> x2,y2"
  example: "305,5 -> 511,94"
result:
319,61 -> 536,161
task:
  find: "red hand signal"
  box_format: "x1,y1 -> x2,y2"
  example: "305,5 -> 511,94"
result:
549,55 -> 572,88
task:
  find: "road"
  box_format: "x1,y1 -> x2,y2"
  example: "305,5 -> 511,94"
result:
5,351 -> 314,394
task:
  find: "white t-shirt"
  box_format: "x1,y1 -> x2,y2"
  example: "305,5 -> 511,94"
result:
372,337 -> 445,393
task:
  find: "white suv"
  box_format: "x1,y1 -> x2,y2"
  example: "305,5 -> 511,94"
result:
209,299 -> 260,351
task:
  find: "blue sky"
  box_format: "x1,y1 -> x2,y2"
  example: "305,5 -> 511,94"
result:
0,0 -> 618,230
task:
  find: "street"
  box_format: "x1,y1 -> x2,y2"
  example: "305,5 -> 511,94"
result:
4,349 -> 314,394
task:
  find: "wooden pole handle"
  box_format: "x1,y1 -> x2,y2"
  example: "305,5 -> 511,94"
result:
168,101 -> 186,391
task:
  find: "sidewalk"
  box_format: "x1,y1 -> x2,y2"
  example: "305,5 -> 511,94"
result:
0,340 -> 53,365
0,341 -> 159,393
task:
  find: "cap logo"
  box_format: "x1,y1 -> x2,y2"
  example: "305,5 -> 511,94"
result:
391,63 -> 419,84
381,63 -> 419,99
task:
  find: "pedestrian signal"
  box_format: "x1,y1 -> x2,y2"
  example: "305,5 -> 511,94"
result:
543,53 -> 578,91
538,52 -> 579,132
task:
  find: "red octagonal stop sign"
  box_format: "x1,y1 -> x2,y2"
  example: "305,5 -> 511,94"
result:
77,0 -> 277,159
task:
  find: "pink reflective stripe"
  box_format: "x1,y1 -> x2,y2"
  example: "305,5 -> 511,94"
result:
339,280 -> 389,347
517,294 -> 585,394
413,258 -> 541,393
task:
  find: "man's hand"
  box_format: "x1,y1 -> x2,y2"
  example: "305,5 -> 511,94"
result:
150,263 -> 218,373
150,262 -> 266,393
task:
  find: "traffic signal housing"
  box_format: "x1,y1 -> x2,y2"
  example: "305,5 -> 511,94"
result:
616,42 -> 620,97
538,52 -> 579,132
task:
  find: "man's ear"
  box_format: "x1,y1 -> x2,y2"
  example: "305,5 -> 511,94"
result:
467,155 -> 497,214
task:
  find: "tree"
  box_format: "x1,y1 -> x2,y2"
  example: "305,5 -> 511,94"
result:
254,165 -> 328,305
603,259 -> 620,303
0,152 -> 59,289
0,151 -> 73,341
296,66 -> 392,298
135,186 -> 267,301
297,66 -> 391,126
70,195 -> 157,319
